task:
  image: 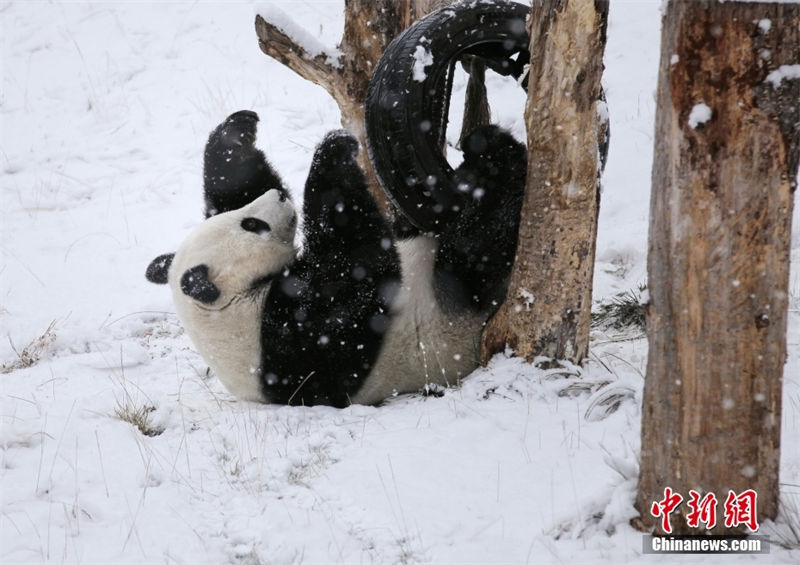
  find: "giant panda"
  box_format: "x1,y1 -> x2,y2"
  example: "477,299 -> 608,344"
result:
147,110 -> 526,407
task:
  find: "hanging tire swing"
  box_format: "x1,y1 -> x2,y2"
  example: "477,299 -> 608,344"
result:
365,0 -> 531,233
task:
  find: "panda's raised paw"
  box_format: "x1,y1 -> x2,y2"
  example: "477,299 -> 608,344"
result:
203,110 -> 286,217
213,110 -> 260,148
312,129 -> 360,169
302,129 -> 370,222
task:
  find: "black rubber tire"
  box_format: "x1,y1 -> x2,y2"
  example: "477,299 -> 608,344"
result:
365,0 -> 531,232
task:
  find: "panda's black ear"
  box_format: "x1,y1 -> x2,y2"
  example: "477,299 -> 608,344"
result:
146,253 -> 174,284
180,265 -> 220,305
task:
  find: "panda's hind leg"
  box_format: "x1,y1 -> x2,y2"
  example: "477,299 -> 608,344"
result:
203,110 -> 287,217
434,126 -> 527,312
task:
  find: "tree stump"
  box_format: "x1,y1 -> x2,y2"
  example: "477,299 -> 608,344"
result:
480,0 -> 609,365
635,0 -> 800,535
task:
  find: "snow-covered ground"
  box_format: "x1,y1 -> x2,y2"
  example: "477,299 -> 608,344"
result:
1,1 -> 798,563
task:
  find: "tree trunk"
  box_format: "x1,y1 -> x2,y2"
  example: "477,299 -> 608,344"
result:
480,0 -> 609,365
255,0 -> 447,212
635,0 -> 799,535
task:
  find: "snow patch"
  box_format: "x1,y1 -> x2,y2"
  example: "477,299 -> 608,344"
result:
765,64 -> 800,87
596,99 -> 609,125
688,103 -> 712,129
518,288 -> 535,311
256,3 -> 342,67
412,39 -> 434,82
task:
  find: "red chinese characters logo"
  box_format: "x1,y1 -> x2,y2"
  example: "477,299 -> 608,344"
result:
723,489 -> 758,531
686,491 -> 718,529
650,487 -> 683,534
650,488 -> 759,533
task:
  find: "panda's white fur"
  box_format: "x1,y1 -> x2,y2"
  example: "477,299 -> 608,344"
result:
167,188 -> 297,401
167,192 -> 481,405
351,236 -> 484,405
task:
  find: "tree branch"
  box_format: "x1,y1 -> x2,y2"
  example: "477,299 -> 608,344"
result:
254,13 -> 341,94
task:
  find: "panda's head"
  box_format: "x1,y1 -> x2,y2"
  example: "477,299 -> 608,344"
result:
146,188 -> 298,311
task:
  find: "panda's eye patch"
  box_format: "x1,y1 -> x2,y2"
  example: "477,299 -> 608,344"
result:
241,217 -> 271,236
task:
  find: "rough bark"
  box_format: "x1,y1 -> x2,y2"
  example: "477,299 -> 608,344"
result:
255,0 -> 447,212
480,0 -> 609,364
635,0 -> 799,535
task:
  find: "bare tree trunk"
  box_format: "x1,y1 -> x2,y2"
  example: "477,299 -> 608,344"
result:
635,0 -> 800,535
255,0 -> 444,212
480,0 -> 609,365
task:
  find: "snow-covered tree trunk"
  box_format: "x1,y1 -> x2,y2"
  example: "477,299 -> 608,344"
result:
255,0 -> 446,212
635,0 -> 800,535
480,0 -> 609,364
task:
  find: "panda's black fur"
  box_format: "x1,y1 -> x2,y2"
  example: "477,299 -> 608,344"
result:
147,111 -> 525,407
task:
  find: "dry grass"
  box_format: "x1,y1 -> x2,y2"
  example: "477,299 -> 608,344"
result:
592,285 -> 647,333
2,320 -> 57,373
114,399 -> 163,437
769,492 -> 800,550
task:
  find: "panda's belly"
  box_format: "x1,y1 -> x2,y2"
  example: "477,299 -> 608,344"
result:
352,236 -> 485,406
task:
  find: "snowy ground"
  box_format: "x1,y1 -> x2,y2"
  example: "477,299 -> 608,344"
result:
1,1 -> 799,564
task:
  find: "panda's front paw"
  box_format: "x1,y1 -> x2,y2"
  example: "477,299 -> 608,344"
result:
203,110 -> 286,218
